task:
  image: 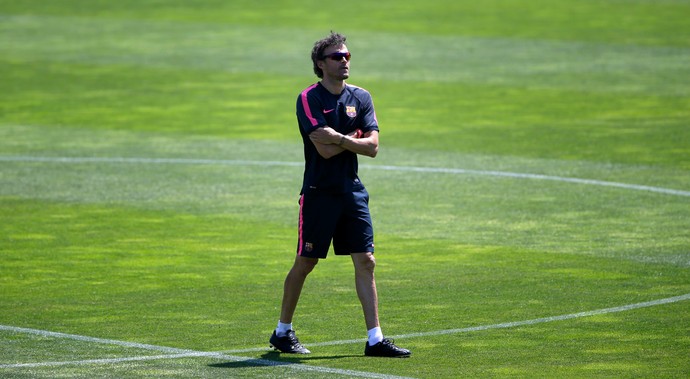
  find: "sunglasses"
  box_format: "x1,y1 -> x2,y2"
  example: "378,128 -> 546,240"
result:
321,52 -> 351,61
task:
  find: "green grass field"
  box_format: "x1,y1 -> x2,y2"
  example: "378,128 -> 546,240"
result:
1,1 -> 689,377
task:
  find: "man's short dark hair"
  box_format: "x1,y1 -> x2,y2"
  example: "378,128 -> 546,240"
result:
311,31 -> 347,78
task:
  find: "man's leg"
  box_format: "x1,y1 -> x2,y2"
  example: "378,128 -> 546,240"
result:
352,252 -> 412,357
280,255 -> 318,324
351,252 -> 380,330
269,255 -> 317,354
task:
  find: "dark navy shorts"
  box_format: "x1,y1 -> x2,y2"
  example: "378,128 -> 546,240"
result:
297,183 -> 375,259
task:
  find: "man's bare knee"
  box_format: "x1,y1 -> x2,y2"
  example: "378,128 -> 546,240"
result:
292,256 -> 319,277
352,253 -> 376,273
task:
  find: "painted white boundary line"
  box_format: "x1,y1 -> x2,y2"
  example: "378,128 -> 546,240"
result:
372,164 -> 690,197
386,292 -> 690,340
0,326 -> 413,379
222,293 -> 690,353
2,293 -> 686,372
2,155 -> 689,197
0,353 -> 211,369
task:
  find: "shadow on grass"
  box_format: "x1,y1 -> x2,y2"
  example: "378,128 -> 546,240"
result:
209,351 -> 361,369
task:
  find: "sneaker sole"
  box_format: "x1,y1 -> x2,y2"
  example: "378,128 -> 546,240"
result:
365,353 -> 411,358
269,344 -> 311,354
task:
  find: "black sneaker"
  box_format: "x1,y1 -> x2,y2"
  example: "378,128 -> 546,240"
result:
364,338 -> 411,357
269,330 -> 311,354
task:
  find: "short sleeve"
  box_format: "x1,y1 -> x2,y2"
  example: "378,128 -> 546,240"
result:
359,91 -> 379,133
296,84 -> 326,134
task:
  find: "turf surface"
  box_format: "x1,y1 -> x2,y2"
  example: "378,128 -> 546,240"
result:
1,1 -> 689,378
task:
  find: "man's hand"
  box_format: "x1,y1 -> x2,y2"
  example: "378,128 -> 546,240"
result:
309,127 -> 362,145
309,126 -> 342,145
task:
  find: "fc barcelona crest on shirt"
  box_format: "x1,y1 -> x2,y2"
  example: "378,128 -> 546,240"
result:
346,106 -> 357,118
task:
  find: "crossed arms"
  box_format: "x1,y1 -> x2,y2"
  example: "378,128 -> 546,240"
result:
309,127 -> 379,159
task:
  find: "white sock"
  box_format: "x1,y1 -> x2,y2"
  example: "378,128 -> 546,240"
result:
367,326 -> 384,346
276,321 -> 293,337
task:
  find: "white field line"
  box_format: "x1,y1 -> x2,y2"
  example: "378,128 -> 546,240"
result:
1,155 -> 689,197
222,292 -> 690,353
386,292 -> 690,340
2,293 -> 687,372
0,326 -> 414,379
1,352 -> 212,369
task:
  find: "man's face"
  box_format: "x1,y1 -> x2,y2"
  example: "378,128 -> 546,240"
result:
319,44 -> 350,80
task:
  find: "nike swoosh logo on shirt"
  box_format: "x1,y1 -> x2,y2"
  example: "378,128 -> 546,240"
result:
323,109 -> 335,114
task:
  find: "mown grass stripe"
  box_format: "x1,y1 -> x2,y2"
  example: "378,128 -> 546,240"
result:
2,14 -> 688,94
2,155 -> 688,197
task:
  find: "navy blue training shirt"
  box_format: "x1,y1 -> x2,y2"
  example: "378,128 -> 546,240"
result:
296,82 -> 379,194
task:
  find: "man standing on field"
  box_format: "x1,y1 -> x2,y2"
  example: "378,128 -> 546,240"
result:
269,32 -> 411,358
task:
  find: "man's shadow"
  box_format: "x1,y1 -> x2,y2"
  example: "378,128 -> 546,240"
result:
209,351 -> 361,369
